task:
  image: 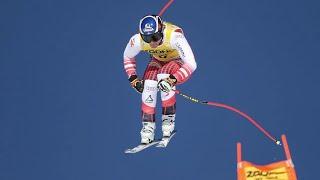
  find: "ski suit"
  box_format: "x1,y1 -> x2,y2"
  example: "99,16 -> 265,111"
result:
123,22 -> 197,122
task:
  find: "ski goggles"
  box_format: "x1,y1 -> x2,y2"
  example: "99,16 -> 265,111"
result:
140,32 -> 163,43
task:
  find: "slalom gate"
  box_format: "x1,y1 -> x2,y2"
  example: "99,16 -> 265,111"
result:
237,135 -> 297,180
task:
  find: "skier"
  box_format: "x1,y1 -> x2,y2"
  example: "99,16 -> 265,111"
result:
123,15 -> 197,144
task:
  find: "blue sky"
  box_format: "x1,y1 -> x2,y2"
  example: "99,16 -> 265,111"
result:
1,0 -> 319,179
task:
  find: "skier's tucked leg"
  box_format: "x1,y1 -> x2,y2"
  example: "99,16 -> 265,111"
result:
140,80 -> 158,144
140,59 -> 162,144
158,73 -> 177,137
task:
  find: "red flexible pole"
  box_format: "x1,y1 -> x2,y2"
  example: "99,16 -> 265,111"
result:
158,0 -> 175,16
174,90 -> 281,145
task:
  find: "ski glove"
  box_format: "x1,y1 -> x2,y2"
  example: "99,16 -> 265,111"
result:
128,75 -> 144,93
158,74 -> 177,93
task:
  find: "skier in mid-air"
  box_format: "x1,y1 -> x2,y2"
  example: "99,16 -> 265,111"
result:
123,15 -> 197,145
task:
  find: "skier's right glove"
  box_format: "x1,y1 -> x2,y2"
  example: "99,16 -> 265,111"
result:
158,74 -> 177,93
128,75 -> 144,93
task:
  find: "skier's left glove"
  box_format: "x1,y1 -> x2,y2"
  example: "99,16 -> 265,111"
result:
158,74 -> 177,93
128,75 -> 144,93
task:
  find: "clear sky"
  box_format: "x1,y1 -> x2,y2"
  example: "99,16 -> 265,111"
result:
1,0 -> 319,179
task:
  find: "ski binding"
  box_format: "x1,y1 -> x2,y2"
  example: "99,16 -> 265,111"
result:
156,130 -> 177,148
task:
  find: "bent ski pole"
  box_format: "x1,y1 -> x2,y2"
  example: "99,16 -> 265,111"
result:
174,90 -> 281,146
158,0 -> 175,16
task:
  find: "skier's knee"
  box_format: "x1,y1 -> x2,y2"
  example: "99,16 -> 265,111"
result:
141,112 -> 155,122
162,104 -> 176,115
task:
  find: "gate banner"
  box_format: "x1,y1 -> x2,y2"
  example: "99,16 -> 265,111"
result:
237,135 -> 297,180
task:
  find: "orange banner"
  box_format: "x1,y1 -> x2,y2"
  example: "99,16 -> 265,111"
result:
237,135 -> 297,180
238,160 -> 296,180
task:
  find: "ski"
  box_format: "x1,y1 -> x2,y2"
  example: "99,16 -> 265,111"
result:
125,131 -> 177,153
125,140 -> 159,154
156,130 -> 177,148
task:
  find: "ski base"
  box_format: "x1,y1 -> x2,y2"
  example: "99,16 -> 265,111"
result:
125,140 -> 159,154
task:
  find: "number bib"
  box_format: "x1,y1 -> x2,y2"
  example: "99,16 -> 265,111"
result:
141,22 -> 181,62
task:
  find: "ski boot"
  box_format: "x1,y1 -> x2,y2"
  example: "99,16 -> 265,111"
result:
162,114 -> 175,137
140,121 -> 156,144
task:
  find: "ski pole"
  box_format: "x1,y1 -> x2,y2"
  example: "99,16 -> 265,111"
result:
158,0 -> 175,16
174,90 -> 281,146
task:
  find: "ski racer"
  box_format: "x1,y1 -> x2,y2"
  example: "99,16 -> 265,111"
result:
123,15 -> 197,144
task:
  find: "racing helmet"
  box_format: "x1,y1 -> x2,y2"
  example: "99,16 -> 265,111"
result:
139,15 -> 164,43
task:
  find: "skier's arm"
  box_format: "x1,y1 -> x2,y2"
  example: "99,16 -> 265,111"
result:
170,31 -> 197,83
123,34 -> 144,93
123,34 -> 142,77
